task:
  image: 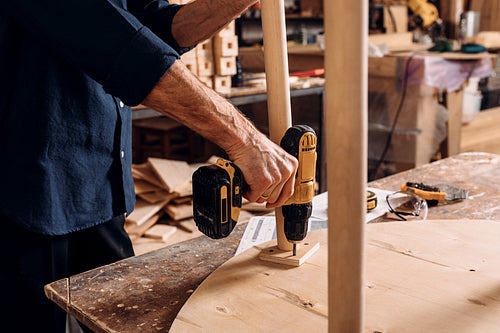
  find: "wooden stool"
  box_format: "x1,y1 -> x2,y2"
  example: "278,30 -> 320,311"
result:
132,116 -> 195,163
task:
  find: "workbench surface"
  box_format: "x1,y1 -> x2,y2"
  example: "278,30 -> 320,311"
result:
45,152 -> 500,332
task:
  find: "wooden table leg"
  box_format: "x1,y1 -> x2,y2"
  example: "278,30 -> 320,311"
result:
445,89 -> 464,157
325,0 -> 367,331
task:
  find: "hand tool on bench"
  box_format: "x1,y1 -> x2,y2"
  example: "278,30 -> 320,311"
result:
401,182 -> 468,206
366,190 -> 377,211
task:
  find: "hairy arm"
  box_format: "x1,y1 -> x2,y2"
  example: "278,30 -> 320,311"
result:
171,0 -> 257,47
141,60 -> 297,207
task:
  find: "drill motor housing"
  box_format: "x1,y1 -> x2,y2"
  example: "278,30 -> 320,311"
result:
280,125 -> 317,243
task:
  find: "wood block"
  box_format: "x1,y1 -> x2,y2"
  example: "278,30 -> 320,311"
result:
147,157 -> 193,192
216,20 -> 236,37
126,198 -> 169,226
144,224 -> 177,241
213,35 -> 239,58
133,179 -> 160,195
131,163 -> 164,188
196,40 -> 213,59
259,241 -> 320,266
172,196 -> 192,205
173,180 -> 192,197
198,75 -> 213,89
197,58 -> 214,77
213,75 -> 232,95
181,56 -> 198,75
125,212 -> 162,241
137,190 -> 176,204
165,202 -> 193,221
215,56 -> 236,76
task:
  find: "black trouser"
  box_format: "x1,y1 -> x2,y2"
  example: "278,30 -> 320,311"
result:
0,214 -> 135,333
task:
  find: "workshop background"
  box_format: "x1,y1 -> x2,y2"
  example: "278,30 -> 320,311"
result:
128,0 -> 500,255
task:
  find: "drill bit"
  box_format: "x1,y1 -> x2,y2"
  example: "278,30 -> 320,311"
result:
293,244 -> 297,256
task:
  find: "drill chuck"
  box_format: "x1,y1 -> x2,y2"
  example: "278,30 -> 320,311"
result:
282,202 -> 313,242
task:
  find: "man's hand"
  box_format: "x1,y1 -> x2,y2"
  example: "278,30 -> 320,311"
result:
227,132 -> 298,208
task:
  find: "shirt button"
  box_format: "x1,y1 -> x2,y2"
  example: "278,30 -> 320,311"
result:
121,151 -> 125,159
119,101 -> 124,108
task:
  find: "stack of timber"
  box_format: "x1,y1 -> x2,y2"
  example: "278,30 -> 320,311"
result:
125,157 -> 199,246
180,20 -> 238,95
126,156 -> 271,254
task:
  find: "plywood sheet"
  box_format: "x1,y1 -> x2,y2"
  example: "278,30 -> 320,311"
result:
170,220 -> 500,333
147,157 -> 193,192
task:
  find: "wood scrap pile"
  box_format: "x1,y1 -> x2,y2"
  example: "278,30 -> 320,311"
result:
125,156 -> 271,246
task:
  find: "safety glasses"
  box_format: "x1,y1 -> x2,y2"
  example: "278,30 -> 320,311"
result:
386,191 -> 428,221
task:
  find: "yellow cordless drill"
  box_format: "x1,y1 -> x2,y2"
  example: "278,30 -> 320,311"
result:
192,125 -> 317,248
280,125 -> 317,255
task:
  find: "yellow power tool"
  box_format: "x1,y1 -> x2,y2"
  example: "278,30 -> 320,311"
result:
192,125 -> 317,245
280,125 -> 317,252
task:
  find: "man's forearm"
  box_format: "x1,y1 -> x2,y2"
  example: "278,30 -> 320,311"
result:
171,0 -> 257,47
141,59 -> 256,154
141,59 -> 298,207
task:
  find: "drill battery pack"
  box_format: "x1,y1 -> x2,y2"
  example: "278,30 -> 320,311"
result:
192,159 -> 243,239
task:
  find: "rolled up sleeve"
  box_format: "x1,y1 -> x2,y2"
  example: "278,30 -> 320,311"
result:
127,0 -> 190,54
0,0 -> 180,105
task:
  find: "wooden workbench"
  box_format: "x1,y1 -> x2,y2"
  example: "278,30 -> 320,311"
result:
45,152 -> 500,332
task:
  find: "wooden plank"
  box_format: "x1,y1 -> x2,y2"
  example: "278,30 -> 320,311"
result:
368,32 -> 413,50
125,198 -> 169,226
164,202 -> 193,221
137,190 -> 176,204
170,220 -> 500,332
325,0 -> 367,331
125,212 -> 163,242
44,222 -> 250,333
144,224 -> 177,241
147,157 -> 193,192
446,89 -> 465,156
133,179 -> 160,195
131,163 -> 164,188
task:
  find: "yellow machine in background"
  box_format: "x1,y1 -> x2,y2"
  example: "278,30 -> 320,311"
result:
408,0 -> 440,28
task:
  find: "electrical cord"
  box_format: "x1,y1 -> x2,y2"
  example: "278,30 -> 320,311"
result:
369,54 -> 415,180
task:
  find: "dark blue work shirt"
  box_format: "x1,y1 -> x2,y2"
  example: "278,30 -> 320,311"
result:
0,1 -> 185,235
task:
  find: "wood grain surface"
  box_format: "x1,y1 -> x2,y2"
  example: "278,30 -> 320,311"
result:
170,220 -> 500,332
44,153 -> 500,332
